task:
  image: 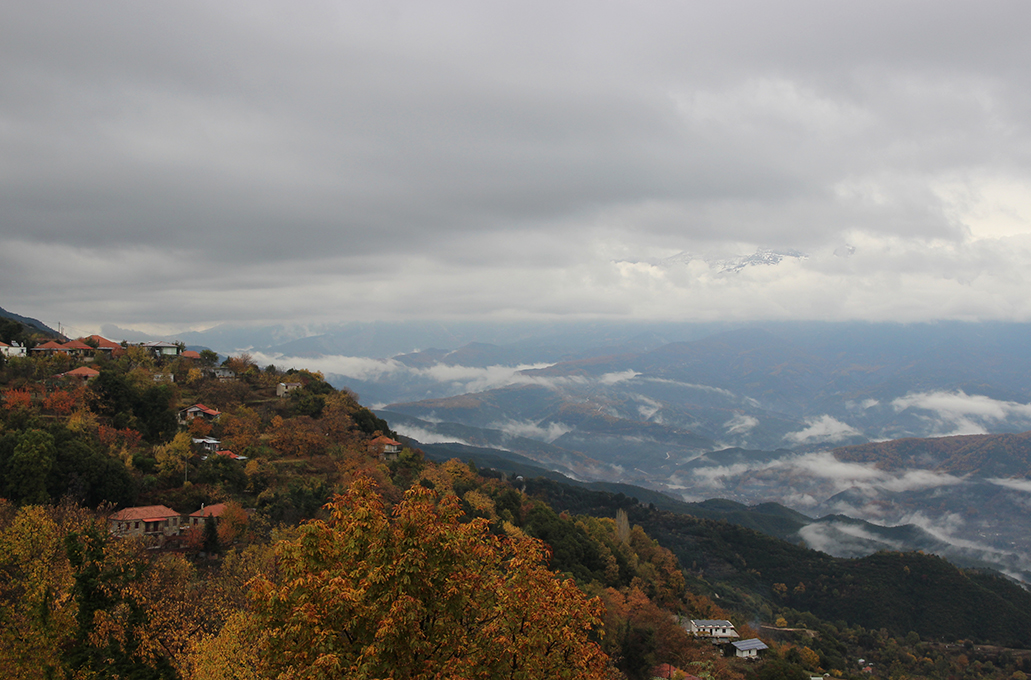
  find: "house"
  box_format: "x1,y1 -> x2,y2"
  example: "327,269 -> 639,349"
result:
686,619 -> 740,642
192,437 -> 221,453
368,435 -> 403,461
178,403 -> 222,425
188,502 -> 227,527
56,366 -> 101,382
84,335 -> 125,358
277,381 -> 303,397
30,340 -> 69,356
140,340 -> 181,358
0,341 -> 27,358
196,444 -> 247,462
109,505 -> 182,542
731,639 -> 768,659
212,367 -> 236,381
60,339 -> 93,358
180,350 -> 201,360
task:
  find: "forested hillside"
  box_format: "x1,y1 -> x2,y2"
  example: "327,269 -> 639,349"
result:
2,340 -> 1030,680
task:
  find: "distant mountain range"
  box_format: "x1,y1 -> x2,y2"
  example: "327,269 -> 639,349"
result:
418,436 -> 1031,583
61,316 -> 1031,581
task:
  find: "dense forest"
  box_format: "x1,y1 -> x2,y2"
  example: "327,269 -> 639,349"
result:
2,327 -> 1030,680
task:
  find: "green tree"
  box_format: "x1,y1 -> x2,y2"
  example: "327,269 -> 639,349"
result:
0,318 -> 23,344
203,515 -> 220,554
6,429 -> 56,504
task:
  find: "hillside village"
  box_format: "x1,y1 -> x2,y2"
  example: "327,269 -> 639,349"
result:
3,315 -> 1031,680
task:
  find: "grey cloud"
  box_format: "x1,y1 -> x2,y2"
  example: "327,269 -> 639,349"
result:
5,1 -> 1031,328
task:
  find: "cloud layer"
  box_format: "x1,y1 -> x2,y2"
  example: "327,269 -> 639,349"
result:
892,390 -> 1031,435
4,1 -> 1031,331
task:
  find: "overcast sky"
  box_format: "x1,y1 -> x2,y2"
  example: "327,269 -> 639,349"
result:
3,1 -> 1031,335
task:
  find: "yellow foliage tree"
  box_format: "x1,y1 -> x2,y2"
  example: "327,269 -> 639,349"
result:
0,503 -> 77,679
155,431 -> 193,478
245,476 -> 613,680
799,645 -> 821,670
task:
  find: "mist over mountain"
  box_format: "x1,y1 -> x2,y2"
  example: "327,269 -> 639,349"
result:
163,319 -> 1031,580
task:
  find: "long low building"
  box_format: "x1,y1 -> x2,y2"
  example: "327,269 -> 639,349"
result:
685,619 -> 740,642
108,505 -> 183,540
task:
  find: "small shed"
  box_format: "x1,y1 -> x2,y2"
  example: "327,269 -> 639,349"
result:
731,639 -> 768,659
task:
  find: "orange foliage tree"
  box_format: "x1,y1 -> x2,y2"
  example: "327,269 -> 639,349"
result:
216,501 -> 249,547
220,406 -> 260,452
2,389 -> 33,411
42,388 -> 79,414
247,476 -> 614,680
268,415 -> 327,457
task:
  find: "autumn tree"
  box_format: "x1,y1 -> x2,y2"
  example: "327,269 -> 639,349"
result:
43,387 -> 79,414
220,406 -> 261,452
216,501 -> 249,547
246,476 -> 614,680
2,388 -> 33,411
268,414 -> 327,457
0,503 -> 78,678
155,431 -> 194,480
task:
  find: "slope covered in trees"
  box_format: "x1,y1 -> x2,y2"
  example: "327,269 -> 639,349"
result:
524,478 -> 1031,648
833,431 -> 1031,476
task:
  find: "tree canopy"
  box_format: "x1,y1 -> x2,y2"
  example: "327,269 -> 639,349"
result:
245,476 -> 613,680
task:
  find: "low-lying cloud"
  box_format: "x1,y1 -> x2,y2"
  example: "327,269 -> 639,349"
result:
892,390 -> 1031,435
390,424 -> 474,447
251,350 -> 657,401
783,415 -> 861,444
486,419 -> 573,443
988,477 -> 1031,494
724,414 -> 759,435
672,451 -> 965,498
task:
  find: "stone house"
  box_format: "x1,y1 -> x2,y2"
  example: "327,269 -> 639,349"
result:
109,505 -> 182,544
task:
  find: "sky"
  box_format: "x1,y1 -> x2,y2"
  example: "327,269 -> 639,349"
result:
3,0 -> 1031,335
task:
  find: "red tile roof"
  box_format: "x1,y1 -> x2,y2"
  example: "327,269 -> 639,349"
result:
36,340 -> 66,350
184,403 -> 221,417
61,366 -> 100,378
110,505 -> 179,521
62,339 -> 92,350
87,335 -> 122,349
181,350 -> 201,359
371,435 -> 402,446
190,503 -> 227,518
